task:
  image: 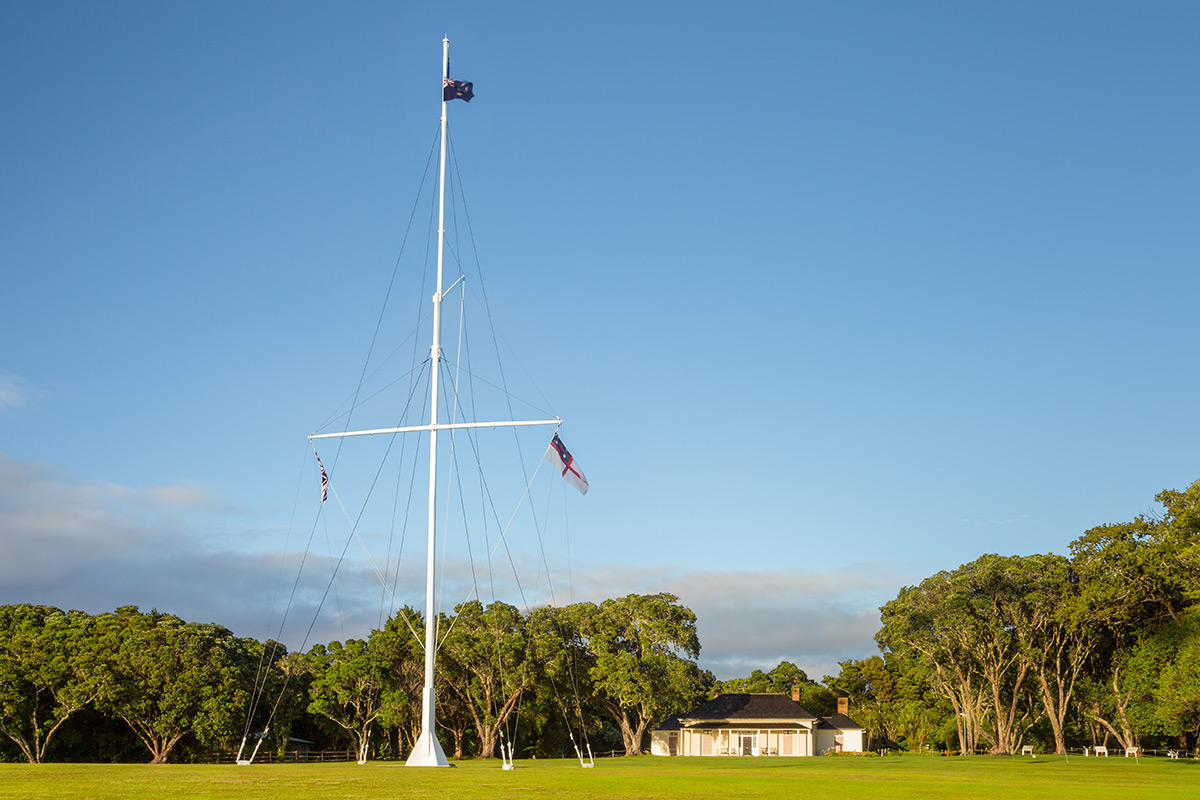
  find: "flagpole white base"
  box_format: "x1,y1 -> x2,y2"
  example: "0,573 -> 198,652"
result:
406,687 -> 450,767
405,729 -> 450,767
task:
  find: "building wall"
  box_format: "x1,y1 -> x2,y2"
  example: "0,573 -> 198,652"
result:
815,727 -> 865,754
650,727 -> 814,756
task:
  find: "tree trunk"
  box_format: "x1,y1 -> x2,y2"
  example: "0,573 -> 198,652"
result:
355,724 -> 370,762
1088,670 -> 1137,750
945,692 -> 967,755
937,663 -> 982,755
1026,620 -> 1089,756
996,661 -> 1029,754
608,704 -> 650,756
452,728 -> 464,760
123,717 -> 186,764
615,710 -> 638,755
3,730 -> 37,764
478,726 -> 498,758
1038,672 -> 1068,754
0,696 -> 74,763
928,657 -> 987,755
147,734 -> 186,764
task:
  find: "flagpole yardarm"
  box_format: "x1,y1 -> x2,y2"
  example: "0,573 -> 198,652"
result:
309,418 -> 561,440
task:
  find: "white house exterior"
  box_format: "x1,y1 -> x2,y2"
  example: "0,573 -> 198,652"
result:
814,713 -> 865,755
650,692 -> 864,757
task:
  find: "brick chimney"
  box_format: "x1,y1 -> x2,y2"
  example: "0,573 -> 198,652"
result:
837,697 -> 849,716
792,687 -> 800,702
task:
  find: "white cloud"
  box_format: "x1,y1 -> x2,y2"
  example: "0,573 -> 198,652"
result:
494,562 -> 900,681
0,452 -> 903,676
0,371 -> 38,412
0,452 -> 417,650
107,481 -> 224,510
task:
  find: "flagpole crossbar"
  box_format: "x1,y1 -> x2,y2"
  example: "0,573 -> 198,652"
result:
309,418 -> 561,441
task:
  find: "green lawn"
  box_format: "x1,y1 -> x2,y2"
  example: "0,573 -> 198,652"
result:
1,755 -> 1196,800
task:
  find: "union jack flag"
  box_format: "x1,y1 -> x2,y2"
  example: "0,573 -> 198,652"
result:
316,453 -> 329,505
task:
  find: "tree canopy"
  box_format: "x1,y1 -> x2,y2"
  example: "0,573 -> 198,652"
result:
3,479 -> 1200,762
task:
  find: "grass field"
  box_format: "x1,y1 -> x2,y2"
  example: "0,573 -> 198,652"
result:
1,754 -> 1197,800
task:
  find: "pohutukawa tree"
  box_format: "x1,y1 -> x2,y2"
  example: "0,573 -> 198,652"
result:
879,555 -> 1038,755
574,593 -> 708,756
94,607 -> 252,763
0,605 -> 109,763
438,600 -> 529,759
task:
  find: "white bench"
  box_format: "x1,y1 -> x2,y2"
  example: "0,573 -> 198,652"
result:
1168,750 -> 1179,759
1125,747 -> 1138,758
1093,745 -> 1108,757
1021,745 -> 1035,756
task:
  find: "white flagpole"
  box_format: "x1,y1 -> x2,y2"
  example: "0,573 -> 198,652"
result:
306,38 -> 563,768
405,36 -> 453,768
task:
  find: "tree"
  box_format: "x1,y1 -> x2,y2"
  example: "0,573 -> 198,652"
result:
370,607 -> 426,759
438,600 -> 528,759
1122,608 -> 1200,746
304,637 -> 405,760
525,604 -> 602,760
825,654 -> 952,752
717,661 -> 807,694
879,556 -> 1037,755
980,553 -> 1094,754
575,593 -> 707,756
825,656 -> 895,748
95,607 -> 251,763
1151,481 -> 1200,607
0,605 -> 109,763
1069,480 -> 1200,749
1072,521 -> 1189,629
237,638 -> 309,761
717,661 -> 836,716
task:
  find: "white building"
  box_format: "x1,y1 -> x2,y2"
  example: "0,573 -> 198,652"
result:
650,692 -> 864,757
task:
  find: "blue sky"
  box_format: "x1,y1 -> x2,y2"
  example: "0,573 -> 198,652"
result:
2,1 -> 1198,681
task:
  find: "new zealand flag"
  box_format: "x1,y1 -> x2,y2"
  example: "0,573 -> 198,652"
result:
443,77 -> 474,102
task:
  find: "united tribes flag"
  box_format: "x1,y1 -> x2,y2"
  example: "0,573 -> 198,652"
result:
545,434 -> 589,495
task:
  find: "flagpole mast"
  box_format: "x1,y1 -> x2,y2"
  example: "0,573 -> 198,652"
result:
306,38 -> 566,768
405,36 -> 452,768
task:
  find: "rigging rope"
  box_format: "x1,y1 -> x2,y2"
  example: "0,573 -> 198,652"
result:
238,448 -> 312,756
237,126 -> 445,761
445,130 -> 593,763
242,121 -> 594,765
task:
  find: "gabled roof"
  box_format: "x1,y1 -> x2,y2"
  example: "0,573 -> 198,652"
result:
676,693 -> 818,726
657,715 -> 683,730
817,713 -> 864,731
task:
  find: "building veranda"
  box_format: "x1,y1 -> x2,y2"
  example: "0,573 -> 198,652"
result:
650,692 -> 864,757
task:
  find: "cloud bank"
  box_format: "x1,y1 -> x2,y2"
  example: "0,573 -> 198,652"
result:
0,452 -> 898,677
551,564 -> 893,680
